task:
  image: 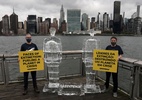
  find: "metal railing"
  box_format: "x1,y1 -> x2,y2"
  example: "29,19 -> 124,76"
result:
116,57 -> 141,100
0,50 -> 142,99
0,50 -> 83,84
98,57 -> 142,100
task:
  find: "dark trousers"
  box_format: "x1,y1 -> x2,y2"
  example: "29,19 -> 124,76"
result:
24,71 -> 37,90
105,72 -> 118,92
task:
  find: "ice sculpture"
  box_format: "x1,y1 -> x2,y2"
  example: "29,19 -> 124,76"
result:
83,29 -> 101,93
43,27 -> 62,93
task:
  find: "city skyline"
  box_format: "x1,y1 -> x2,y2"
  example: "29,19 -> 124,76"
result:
0,0 -> 142,22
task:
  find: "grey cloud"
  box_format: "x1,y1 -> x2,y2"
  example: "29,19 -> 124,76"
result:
0,0 -> 142,21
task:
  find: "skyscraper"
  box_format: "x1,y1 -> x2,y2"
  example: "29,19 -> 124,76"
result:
24,20 -> 27,34
59,5 -> 65,28
87,18 -> 90,30
37,17 -> 42,34
61,20 -> 67,33
134,5 -> 141,35
18,22 -> 25,34
2,15 -> 10,35
51,18 -> 58,33
81,13 -> 88,30
45,18 -> 51,32
97,12 -> 100,29
137,5 -> 140,17
103,12 -> 109,31
27,15 -> 37,34
113,1 -> 121,34
67,9 -> 81,33
10,8 -> 18,35
90,17 -> 95,29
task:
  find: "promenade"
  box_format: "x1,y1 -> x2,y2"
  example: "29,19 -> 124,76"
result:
0,76 -> 131,100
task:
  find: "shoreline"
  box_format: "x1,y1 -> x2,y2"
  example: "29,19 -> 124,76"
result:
0,33 -> 138,36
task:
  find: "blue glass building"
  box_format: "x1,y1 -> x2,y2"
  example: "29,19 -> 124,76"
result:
27,15 -> 37,34
67,9 -> 81,33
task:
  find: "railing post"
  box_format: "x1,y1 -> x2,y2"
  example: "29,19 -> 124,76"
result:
130,65 -> 139,99
1,54 -> 6,84
3,55 -> 10,85
136,66 -> 140,98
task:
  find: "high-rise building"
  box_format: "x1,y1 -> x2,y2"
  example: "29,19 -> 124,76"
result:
134,5 -> 141,35
87,18 -> 90,30
109,20 -> 113,30
103,12 -> 109,31
81,13 -> 88,30
113,1 -> 121,34
2,15 -> 10,35
67,9 -> 81,33
40,22 -> 45,35
40,19 -> 50,35
127,18 -> 134,34
59,5 -> 65,28
27,15 -> 37,34
51,18 -> 58,33
24,20 -> 27,34
61,20 -> 67,33
0,21 -> 2,35
137,5 -> 140,17
18,22 -> 25,34
37,17 -> 42,34
90,17 -> 95,29
128,5 -> 141,35
10,8 -> 18,35
97,12 -> 100,29
37,17 -> 42,23
45,18 -> 51,30
18,22 -> 23,29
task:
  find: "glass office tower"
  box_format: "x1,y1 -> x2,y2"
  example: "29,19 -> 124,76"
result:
27,15 -> 37,34
67,9 -> 81,33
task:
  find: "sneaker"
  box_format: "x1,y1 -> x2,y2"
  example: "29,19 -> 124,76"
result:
113,92 -> 117,97
34,88 -> 40,93
23,89 -> 28,95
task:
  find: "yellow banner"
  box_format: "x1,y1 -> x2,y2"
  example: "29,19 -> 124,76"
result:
18,50 -> 44,72
93,50 -> 118,73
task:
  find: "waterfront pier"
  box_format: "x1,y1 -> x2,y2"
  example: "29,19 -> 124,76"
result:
0,50 -> 141,100
0,77 -> 130,100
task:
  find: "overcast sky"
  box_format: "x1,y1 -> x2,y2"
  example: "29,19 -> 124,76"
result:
0,0 -> 142,22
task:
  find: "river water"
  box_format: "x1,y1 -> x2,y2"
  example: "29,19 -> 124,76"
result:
0,35 -> 142,60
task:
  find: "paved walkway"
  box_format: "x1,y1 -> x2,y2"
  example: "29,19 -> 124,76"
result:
0,77 -> 131,100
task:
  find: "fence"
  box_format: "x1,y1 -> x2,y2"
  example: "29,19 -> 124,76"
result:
0,50 -> 83,84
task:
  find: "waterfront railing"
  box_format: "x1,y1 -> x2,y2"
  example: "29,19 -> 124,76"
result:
0,50 -> 141,100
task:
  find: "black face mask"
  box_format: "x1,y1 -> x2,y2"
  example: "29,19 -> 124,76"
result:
111,42 -> 116,46
26,38 -> 32,43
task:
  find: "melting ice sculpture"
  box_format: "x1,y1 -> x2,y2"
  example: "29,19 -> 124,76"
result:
43,27 -> 62,93
82,29 -> 101,93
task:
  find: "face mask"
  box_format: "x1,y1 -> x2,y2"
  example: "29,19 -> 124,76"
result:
111,42 -> 116,46
26,38 -> 31,43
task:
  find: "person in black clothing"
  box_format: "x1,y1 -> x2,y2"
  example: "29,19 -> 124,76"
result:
104,36 -> 123,97
20,34 -> 40,95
